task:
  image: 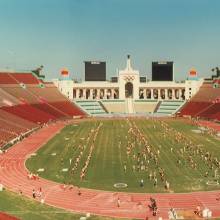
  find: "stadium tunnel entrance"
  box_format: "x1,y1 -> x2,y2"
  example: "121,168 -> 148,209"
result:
125,82 -> 133,98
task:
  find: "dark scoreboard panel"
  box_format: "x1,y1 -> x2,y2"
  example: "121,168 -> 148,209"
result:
85,61 -> 106,81
152,62 -> 173,81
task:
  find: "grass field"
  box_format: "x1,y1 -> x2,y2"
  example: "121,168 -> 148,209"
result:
0,189 -> 124,220
26,118 -> 220,193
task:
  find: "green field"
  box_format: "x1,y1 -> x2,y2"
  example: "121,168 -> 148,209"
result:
0,189 -> 122,220
26,118 -> 220,193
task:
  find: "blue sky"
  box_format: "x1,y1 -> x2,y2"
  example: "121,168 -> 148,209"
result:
0,0 -> 219,80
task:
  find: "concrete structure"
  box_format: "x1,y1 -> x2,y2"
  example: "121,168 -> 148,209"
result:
53,56 -> 203,101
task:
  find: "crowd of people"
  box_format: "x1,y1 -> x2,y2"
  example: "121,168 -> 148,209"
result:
125,119 -> 170,191
80,123 -> 103,180
160,120 -> 220,179
62,122 -> 103,181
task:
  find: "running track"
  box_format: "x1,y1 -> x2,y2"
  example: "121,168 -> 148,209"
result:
0,121 -> 220,219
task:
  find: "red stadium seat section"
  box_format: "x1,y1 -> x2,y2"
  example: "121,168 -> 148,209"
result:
0,72 -> 17,84
180,102 -> 212,117
180,82 -> 220,120
0,72 -> 40,84
1,104 -> 56,123
0,71 -> 87,148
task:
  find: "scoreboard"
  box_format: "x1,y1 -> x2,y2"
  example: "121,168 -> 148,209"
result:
152,62 -> 173,81
85,61 -> 106,81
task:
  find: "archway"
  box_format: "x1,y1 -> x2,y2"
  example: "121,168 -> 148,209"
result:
125,82 -> 133,98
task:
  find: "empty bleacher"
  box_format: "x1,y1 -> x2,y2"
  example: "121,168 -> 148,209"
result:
1,104 -> 56,123
75,100 -> 106,115
0,109 -> 37,147
0,72 -> 17,84
191,83 -> 220,102
180,82 -> 220,120
0,72 -> 87,148
0,88 -> 20,107
156,100 -> 185,115
199,103 -> 220,119
1,85 -> 39,104
180,101 -> 211,117
9,73 -> 40,84
0,72 -> 40,84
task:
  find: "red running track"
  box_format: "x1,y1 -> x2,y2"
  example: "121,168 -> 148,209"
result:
0,121 -> 220,219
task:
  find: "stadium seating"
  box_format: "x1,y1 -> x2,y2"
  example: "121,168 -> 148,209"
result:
198,103 -> 220,118
26,84 -> 67,102
180,101 -> 211,117
180,82 -> 220,121
52,101 -> 87,116
9,73 -> 40,84
75,100 -> 106,115
0,88 -> 20,107
0,72 -> 87,148
0,72 -> 17,84
0,72 -> 40,84
191,83 -> 220,102
0,109 -> 36,129
212,112 -> 220,120
2,85 -> 39,104
156,100 -> 185,115
1,104 -> 56,123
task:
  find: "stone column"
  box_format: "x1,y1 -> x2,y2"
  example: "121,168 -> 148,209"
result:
165,89 -> 168,100
104,89 -> 108,99
158,89 -> 161,100
83,89 -> 86,99
97,89 -> 100,99
143,89 -> 146,99
76,89 -> 79,99
172,89 -> 175,100
179,89 -> 182,100
91,89 -> 94,99
111,89 -> 114,99
151,89 -> 154,100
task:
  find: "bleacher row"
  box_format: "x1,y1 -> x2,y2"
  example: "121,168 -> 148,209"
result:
75,99 -> 185,116
179,82 -> 220,120
0,72 -> 86,148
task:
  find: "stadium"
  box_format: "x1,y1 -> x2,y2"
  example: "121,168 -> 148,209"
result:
0,54 -> 220,220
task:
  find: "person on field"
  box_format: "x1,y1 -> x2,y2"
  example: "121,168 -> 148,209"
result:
140,179 -> 144,187
123,164 -> 127,172
165,180 -> 170,190
77,186 -> 81,196
117,197 -> 121,207
32,189 -> 36,199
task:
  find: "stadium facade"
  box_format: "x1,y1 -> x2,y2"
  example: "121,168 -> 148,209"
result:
53,55 -> 203,102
